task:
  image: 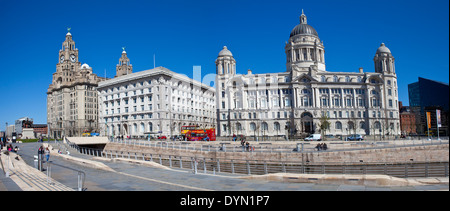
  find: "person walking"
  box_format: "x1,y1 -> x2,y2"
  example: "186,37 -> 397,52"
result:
45,147 -> 50,162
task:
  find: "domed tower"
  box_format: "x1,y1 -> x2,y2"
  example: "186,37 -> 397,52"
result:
215,46 -> 236,76
116,47 -> 133,77
374,43 -> 395,74
285,10 -> 325,72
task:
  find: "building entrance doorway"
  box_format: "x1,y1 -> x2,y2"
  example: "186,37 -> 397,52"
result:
301,112 -> 313,134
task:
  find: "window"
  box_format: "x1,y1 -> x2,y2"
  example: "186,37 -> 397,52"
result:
333,75 -> 338,82
334,98 -> 340,107
274,122 -> 281,131
321,98 -> 328,107
249,99 -> 255,108
250,123 -> 256,131
335,121 -> 342,129
260,99 -> 266,108
261,122 -> 268,131
374,121 -> 381,130
272,98 -> 279,107
284,97 -> 291,107
346,98 -> 352,107
360,122 -> 365,129
303,97 -> 309,107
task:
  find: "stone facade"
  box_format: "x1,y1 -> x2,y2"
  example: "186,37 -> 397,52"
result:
215,11 -> 400,138
47,31 -> 107,138
98,61 -> 216,138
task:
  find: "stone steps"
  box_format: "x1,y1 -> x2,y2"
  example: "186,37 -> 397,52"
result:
1,151 -> 74,191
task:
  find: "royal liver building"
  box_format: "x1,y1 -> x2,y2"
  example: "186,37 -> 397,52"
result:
216,11 -> 400,138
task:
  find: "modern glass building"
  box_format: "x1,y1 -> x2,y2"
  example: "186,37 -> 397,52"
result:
408,77 -> 449,135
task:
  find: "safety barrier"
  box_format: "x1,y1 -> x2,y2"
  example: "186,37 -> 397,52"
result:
69,143 -> 448,178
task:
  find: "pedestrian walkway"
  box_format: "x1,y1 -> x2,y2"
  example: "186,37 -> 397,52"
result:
0,149 -> 74,191
1,142 -> 449,191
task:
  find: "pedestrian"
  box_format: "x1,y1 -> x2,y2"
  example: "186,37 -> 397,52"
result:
323,143 -> 328,151
8,144 -> 13,151
45,147 -> 50,162
315,143 -> 321,151
232,134 -> 236,142
14,146 -> 19,153
245,142 -> 250,152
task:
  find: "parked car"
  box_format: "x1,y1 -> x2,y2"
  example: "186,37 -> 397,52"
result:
347,134 -> 364,141
157,136 -> 167,139
304,134 -> 322,141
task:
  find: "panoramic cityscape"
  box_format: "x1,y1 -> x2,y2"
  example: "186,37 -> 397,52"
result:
0,0 -> 448,197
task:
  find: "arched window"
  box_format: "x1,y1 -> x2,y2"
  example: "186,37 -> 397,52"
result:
261,122 -> 268,131
348,121 -> 355,130
274,122 -> 281,131
374,121 -> 381,130
236,123 -> 242,131
321,75 -> 326,82
250,122 -> 256,131
140,123 -> 145,133
333,75 -> 338,82
335,121 -> 342,130
133,123 -> 137,134
359,122 -> 365,129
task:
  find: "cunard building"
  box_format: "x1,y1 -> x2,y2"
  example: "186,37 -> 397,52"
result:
47,30 -> 107,138
215,11 -> 400,138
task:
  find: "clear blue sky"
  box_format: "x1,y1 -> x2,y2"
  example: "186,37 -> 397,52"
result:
0,0 -> 448,131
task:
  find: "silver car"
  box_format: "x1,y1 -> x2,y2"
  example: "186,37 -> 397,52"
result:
347,134 -> 364,141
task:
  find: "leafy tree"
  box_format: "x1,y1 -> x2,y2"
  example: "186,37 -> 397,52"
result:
319,114 -> 331,141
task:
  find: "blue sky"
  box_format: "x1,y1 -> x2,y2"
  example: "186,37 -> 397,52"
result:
0,0 -> 448,131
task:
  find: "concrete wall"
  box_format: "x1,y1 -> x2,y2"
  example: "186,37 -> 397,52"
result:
103,142 -> 448,164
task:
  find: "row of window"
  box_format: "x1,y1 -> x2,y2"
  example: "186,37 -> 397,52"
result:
220,120 -> 394,133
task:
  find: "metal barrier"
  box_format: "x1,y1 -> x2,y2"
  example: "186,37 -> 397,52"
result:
59,137 -> 448,178
14,149 -> 86,191
70,143 -> 449,178
108,138 -> 449,154
45,161 -> 86,191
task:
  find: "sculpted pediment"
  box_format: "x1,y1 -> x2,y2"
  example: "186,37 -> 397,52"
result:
292,73 -> 317,83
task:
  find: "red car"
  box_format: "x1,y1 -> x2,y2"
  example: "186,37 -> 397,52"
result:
157,136 -> 167,139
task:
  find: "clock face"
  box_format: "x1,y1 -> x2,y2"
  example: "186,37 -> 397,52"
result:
60,55 -> 65,63
70,54 -> 76,62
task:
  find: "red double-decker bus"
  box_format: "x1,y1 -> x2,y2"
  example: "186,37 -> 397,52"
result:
181,125 -> 215,141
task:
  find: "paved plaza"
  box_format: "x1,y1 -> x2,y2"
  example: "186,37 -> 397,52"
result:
0,142 -> 448,191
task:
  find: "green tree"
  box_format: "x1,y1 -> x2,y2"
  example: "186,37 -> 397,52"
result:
319,114 -> 331,141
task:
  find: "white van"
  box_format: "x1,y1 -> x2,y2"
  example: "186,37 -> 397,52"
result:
305,134 -> 322,141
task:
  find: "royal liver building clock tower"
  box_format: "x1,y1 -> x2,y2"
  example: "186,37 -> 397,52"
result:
55,29 -> 81,84
47,29 -> 107,139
